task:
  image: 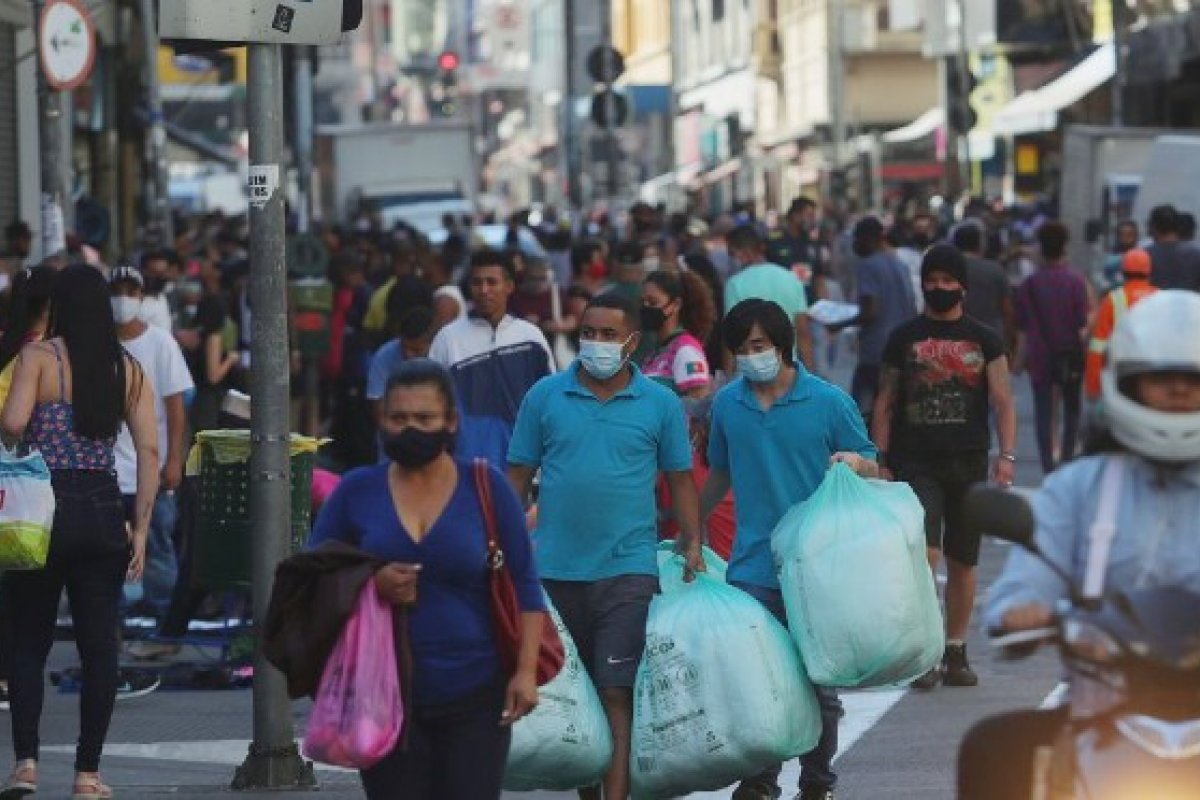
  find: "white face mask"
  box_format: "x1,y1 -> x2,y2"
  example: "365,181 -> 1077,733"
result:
111,296 -> 142,325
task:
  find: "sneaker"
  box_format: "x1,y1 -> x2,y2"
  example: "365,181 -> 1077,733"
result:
127,641 -> 182,662
795,788 -> 834,800
911,665 -> 941,690
115,670 -> 161,701
732,778 -> 782,800
942,643 -> 979,687
0,683 -> 9,712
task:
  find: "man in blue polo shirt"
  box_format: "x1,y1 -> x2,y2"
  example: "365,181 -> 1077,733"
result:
701,298 -> 878,800
508,291 -> 704,800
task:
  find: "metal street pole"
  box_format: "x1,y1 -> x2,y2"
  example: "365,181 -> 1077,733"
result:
1111,5 -> 1125,127
140,0 -> 173,247
562,0 -> 582,209
956,0 -> 973,196
232,41 -> 314,793
31,0 -> 66,262
599,0 -> 619,203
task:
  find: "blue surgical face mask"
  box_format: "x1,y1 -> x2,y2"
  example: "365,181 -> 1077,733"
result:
736,350 -> 782,383
579,335 -> 633,380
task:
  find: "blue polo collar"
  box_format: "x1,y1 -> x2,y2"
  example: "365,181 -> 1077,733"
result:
565,361 -> 646,400
735,362 -> 814,410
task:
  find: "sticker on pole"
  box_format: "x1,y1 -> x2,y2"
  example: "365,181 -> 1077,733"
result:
248,165 -> 280,210
39,0 -> 96,92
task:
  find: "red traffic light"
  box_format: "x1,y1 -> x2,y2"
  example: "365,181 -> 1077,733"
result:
437,51 -> 460,71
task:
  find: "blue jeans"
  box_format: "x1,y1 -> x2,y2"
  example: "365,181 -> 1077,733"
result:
730,580 -> 840,792
122,491 -> 179,616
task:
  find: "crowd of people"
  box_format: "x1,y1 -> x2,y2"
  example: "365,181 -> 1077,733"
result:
0,192 -> 1198,798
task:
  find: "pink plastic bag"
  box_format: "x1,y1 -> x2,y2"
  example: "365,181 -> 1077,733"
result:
302,582 -> 403,769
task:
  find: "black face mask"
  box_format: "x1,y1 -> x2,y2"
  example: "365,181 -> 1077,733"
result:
382,427 -> 454,469
640,305 -> 667,332
924,287 -> 964,314
910,234 -> 932,250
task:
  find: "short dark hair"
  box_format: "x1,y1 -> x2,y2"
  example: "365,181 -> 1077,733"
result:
469,249 -> 516,282
585,290 -> 640,330
571,239 -> 604,273
726,224 -> 764,253
853,216 -> 884,242
1037,221 -> 1069,260
5,220 -> 30,242
613,241 -> 644,266
140,248 -> 172,269
723,299 -> 795,364
1179,212 -> 1197,241
952,223 -> 984,254
386,275 -> 434,328
383,359 -> 458,418
398,305 -> 435,341
787,197 -> 816,216
1148,205 -> 1179,236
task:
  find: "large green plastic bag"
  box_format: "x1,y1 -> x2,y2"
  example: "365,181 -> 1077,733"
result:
655,541 -> 727,594
771,463 -> 944,688
503,599 -> 612,791
631,562 -> 820,799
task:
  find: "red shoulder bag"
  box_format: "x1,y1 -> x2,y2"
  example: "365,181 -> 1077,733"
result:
473,459 -> 564,685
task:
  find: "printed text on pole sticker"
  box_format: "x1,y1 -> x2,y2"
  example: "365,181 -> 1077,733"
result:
248,165 -> 280,210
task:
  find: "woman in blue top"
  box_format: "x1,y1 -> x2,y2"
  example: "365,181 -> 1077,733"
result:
308,359 -> 546,800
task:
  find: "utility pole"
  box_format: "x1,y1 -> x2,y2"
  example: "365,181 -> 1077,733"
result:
140,0 -> 173,247
561,0 -> 581,209
599,0 -> 619,203
1111,5 -> 1125,127
232,41 -> 314,793
32,0 -> 66,261
956,0 -> 973,196
827,0 -> 846,181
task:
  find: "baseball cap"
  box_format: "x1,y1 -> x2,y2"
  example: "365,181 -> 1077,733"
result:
1122,248 -> 1152,277
108,264 -> 144,288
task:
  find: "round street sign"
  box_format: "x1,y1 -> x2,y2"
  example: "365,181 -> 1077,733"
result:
287,233 -> 330,279
39,0 -> 96,91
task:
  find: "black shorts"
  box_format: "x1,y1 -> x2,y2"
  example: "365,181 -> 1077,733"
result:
896,451 -> 990,567
543,574 -> 659,690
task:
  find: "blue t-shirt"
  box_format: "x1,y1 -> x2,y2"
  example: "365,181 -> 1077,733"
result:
856,251 -> 917,365
508,364 -> 693,581
708,367 -> 877,589
366,340 -> 406,401
307,460 -> 545,706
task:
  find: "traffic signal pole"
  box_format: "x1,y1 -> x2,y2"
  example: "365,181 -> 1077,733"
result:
232,41 -> 315,792
31,0 -> 66,262
140,0 -> 173,247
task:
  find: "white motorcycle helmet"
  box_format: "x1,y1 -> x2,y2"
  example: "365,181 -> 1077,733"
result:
1102,290 -> 1200,462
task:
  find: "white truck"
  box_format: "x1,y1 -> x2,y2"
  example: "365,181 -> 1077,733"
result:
315,122 -> 478,235
1060,125 -> 1200,277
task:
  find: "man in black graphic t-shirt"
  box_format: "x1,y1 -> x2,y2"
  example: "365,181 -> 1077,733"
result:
873,244 -> 1017,691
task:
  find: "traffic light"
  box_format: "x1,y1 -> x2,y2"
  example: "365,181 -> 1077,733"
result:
587,45 -> 626,130
431,51 -> 460,118
946,58 -> 978,135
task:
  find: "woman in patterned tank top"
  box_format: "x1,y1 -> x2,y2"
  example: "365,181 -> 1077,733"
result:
0,264 -> 159,800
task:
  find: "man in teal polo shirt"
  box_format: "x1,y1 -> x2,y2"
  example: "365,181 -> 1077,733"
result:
701,299 -> 878,800
725,224 -> 815,370
508,291 -> 704,800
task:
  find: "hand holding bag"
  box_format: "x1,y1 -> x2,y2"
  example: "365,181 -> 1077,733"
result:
473,458 -> 564,686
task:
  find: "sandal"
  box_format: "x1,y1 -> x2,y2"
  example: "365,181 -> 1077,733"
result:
0,759 -> 37,798
70,773 -> 112,800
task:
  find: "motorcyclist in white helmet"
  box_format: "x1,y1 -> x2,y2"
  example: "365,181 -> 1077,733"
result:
957,289 -> 1200,799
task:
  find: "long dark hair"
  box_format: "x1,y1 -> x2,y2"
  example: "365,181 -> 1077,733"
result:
52,264 -> 131,439
645,269 -> 717,342
0,265 -> 56,371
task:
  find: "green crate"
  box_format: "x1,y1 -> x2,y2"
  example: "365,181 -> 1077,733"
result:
195,442 -> 314,590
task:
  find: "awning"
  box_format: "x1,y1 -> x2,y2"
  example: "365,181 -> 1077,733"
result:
882,108 -> 944,144
993,43 -> 1115,136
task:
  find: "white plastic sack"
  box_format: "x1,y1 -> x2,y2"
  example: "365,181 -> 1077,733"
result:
0,448 -> 55,570
503,599 -> 612,792
772,463 -> 944,688
631,554 -> 820,799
